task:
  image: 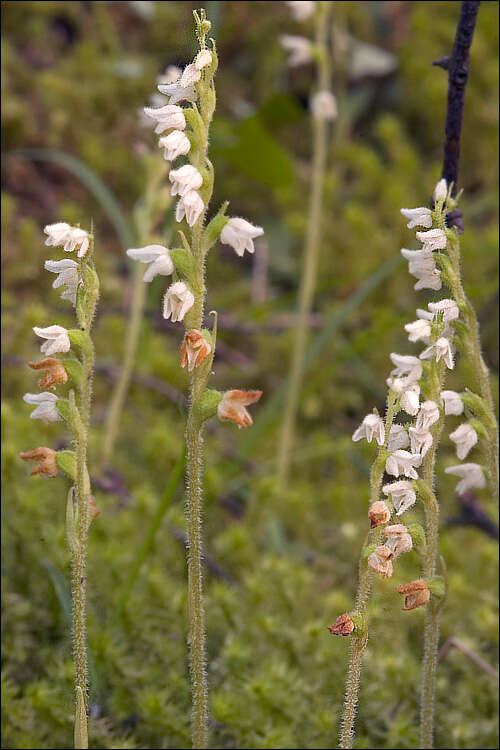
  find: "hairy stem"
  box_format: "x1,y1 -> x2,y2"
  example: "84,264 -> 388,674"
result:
277,2 -> 332,490
72,339 -> 94,749
339,391 -> 398,748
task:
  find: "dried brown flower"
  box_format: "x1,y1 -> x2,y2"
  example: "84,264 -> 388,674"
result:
180,330 -> 212,372
327,613 -> 355,636
28,357 -> 68,388
19,447 -> 58,478
397,579 -> 430,610
368,500 -> 390,528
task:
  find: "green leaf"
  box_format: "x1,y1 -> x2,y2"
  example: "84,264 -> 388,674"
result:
57,450 -> 77,480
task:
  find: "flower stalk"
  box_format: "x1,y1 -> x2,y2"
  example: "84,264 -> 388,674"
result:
20,221 -> 99,748
127,12 -> 263,746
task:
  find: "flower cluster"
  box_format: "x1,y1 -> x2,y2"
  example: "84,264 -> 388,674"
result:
20,223 -> 95,477
127,14 -> 263,429
331,178 -> 491,641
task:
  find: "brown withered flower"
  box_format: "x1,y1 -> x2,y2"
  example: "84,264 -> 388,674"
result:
368,500 -> 390,528
180,330 -> 212,372
327,613 -> 355,636
217,389 -> 263,428
29,357 -> 68,388
384,523 -> 413,558
397,579 -> 430,611
19,447 -> 58,478
367,545 -> 393,578
88,495 -> 100,520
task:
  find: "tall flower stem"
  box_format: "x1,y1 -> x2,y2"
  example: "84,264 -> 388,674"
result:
417,347 -> 445,750
277,1 -> 332,490
72,240 -> 99,749
339,391 -> 398,749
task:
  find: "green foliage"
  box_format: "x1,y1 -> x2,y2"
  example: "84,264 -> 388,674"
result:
2,1 -> 498,748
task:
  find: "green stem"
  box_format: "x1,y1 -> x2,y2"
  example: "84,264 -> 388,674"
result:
339,391 -> 397,748
102,263 -> 146,467
446,232 -> 499,503
72,340 -> 94,749
277,2 -> 332,490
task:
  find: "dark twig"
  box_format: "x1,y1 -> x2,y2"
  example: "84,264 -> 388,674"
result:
444,491 -> 499,539
433,1 -> 480,229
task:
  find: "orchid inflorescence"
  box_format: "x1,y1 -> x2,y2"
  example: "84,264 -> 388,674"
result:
20,219 -> 99,748
332,178 -> 498,748
126,11 -> 263,747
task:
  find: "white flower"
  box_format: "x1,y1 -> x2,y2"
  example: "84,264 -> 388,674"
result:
416,400 -> 440,431
33,325 -> 71,356
23,392 -> 60,423
445,463 -> 486,495
126,245 -> 174,282
382,480 -> 416,516
143,104 -> 186,134
65,227 -> 90,258
387,424 -> 410,451
416,308 -> 433,321
409,426 -> 433,457
415,228 -> 447,251
279,35 -> 313,66
285,1 -> 316,21
440,390 -> 464,416
180,62 -> 201,87
195,49 -> 212,70
384,524 -> 413,558
449,423 -> 478,460
175,190 -> 205,227
399,384 -> 421,416
44,259 -> 80,306
157,65 -> 182,85
385,450 -> 422,480
428,298 -> 459,324
400,207 -> 432,229
352,413 -> 385,446
169,165 -> 203,197
434,178 -> 448,203
157,80 -> 197,105
44,222 -> 72,247
158,130 -> 191,161
311,91 -> 337,120
400,247 -> 442,291
390,353 -> 423,385
163,281 -> 195,322
420,337 -> 455,369
220,217 -> 264,257
404,319 -> 431,343
44,223 -> 89,258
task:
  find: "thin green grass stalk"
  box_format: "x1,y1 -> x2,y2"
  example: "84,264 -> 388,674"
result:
339,391 -> 398,749
102,157 -> 172,467
277,1 -> 333,490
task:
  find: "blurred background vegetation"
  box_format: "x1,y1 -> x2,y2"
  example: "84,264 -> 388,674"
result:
1,1 -> 498,748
